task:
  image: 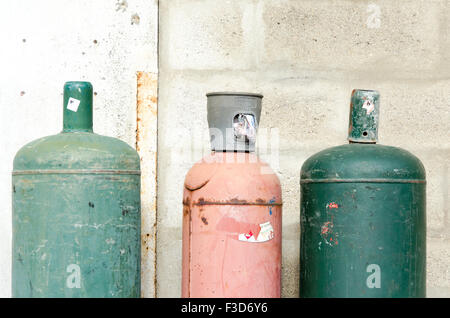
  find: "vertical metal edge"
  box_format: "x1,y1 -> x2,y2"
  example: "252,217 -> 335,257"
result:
136,71 -> 158,298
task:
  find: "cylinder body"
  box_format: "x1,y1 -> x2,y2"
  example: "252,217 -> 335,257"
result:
182,152 -> 282,297
12,82 -> 141,297
299,144 -> 426,297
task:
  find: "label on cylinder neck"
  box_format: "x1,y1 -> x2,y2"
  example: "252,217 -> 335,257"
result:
362,99 -> 375,115
67,97 -> 81,112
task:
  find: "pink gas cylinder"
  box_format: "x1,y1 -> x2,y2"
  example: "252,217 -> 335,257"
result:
182,92 -> 282,298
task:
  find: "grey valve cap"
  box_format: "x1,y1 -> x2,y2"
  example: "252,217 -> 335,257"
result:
206,92 -> 262,152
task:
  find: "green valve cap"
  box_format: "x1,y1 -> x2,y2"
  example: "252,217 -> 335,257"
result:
348,89 -> 380,143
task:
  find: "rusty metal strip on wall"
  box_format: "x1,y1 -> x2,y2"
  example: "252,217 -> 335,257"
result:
136,71 -> 158,298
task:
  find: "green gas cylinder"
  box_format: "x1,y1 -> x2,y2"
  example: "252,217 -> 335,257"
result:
299,89 -> 426,298
12,82 -> 141,297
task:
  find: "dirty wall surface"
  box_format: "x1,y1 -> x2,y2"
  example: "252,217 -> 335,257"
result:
158,0 -> 450,297
0,0 -> 158,297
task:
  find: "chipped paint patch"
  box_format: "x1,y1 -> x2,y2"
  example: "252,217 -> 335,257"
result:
327,202 -> 339,209
321,221 -> 333,235
105,238 -> 116,245
321,202 -> 340,246
320,220 -> 338,246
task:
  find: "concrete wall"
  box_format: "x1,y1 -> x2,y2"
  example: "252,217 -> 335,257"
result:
158,0 -> 450,297
0,0 -> 158,297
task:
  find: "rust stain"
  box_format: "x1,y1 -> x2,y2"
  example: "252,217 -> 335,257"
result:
136,71 -> 158,152
182,197 -> 191,206
229,197 -> 247,204
193,198 -> 282,206
136,71 -> 158,298
183,205 -> 190,217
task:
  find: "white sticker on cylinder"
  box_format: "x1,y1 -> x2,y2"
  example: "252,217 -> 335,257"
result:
362,99 -> 374,115
67,97 -> 81,112
239,221 -> 274,243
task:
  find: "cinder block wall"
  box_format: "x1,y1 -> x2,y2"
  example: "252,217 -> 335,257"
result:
158,0 -> 450,297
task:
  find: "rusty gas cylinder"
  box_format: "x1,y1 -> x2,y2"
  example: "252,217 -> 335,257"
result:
182,92 -> 282,298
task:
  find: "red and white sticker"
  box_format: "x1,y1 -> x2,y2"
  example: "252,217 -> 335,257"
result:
238,221 -> 274,243
67,97 -> 81,112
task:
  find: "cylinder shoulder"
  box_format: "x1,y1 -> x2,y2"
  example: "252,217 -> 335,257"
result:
185,152 -> 280,186
301,144 -> 426,181
13,132 -> 140,171
184,152 -> 281,202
